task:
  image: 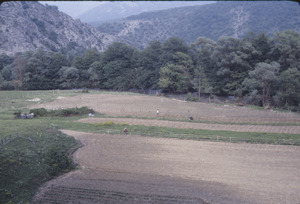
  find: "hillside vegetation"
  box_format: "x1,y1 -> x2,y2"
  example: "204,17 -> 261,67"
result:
97,1 -> 300,49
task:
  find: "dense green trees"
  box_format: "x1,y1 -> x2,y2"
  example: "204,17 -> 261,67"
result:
243,62 -> 280,106
276,68 -> 300,109
22,49 -> 70,89
0,30 -> 299,110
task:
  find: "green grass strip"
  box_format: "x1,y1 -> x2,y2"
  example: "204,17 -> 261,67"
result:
51,117 -> 300,146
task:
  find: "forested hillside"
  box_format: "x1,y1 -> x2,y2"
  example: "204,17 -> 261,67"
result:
1,31 -> 299,110
97,1 -> 300,49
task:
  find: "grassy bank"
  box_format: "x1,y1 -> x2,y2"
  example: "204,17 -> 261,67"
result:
0,90 -> 81,203
53,118 -> 300,146
0,120 -> 80,203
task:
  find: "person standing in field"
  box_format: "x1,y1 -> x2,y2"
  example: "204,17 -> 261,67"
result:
156,109 -> 159,116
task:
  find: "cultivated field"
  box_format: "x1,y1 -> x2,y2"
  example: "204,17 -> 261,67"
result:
28,93 -> 300,124
30,93 -> 300,203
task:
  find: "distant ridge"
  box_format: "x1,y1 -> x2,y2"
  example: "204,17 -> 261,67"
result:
97,1 -> 300,49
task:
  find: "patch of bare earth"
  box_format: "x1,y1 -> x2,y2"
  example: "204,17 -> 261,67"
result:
28,93 -> 300,124
31,93 -> 300,203
34,130 -> 300,204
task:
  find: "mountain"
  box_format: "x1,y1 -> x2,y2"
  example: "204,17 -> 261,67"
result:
1,1 -> 300,56
77,1 -> 214,26
0,1 -> 117,55
97,1 -> 300,49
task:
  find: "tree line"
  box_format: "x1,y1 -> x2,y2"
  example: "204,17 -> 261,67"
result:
0,30 -> 299,111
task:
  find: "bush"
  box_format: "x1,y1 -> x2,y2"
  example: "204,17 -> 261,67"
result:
30,107 -> 95,117
53,107 -> 94,117
45,148 -> 74,176
82,88 -> 89,93
186,92 -> 198,102
13,110 -> 21,119
30,108 -> 48,117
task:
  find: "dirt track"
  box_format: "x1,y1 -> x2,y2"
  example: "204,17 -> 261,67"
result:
34,130 -> 300,204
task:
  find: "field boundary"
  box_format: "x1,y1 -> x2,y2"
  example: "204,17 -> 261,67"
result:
81,128 -> 299,146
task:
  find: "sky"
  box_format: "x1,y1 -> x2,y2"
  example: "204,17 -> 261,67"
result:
40,1 -> 214,19
40,1 -> 106,18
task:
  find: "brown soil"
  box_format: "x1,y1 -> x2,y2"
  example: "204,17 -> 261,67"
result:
31,93 -> 300,203
33,130 -> 300,204
28,93 -> 300,124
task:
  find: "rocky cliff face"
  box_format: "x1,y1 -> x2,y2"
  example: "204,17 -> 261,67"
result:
0,1 -> 117,55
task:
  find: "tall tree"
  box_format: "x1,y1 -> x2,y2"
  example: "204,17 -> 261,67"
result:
58,66 -> 79,89
243,32 -> 271,64
88,61 -> 104,88
275,68 -> 300,109
11,53 -> 26,89
244,61 -> 280,107
161,37 -> 191,65
212,37 -> 250,95
136,40 -> 164,89
158,52 -> 193,93
72,49 -> 101,87
101,42 -> 137,90
191,37 -> 216,96
23,49 -> 70,89
192,65 -> 210,101
0,54 -> 13,71
270,30 -> 300,71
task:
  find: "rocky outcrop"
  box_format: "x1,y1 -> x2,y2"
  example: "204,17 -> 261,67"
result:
0,1 -> 117,55
230,6 -> 250,38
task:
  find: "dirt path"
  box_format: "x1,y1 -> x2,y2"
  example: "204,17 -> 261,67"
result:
79,117 -> 300,134
34,130 -> 300,204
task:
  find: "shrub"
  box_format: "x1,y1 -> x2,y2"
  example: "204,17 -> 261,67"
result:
30,108 -> 48,117
82,88 -> 89,93
45,148 -> 74,176
13,110 -> 21,119
186,92 -> 198,102
30,107 -> 95,117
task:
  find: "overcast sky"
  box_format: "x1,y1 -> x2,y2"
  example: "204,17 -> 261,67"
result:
40,1 -> 106,18
40,1 -> 214,19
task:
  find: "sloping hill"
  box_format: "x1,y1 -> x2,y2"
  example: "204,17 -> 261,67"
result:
78,1 -> 213,25
0,1 -> 117,55
97,1 -> 300,49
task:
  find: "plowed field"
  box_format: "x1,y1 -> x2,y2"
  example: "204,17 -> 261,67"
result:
31,93 -> 300,203
34,130 -> 300,203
